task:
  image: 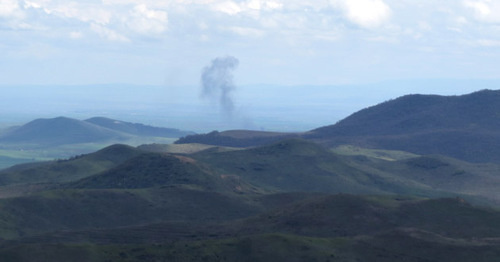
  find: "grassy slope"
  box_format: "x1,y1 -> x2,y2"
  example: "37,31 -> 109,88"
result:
0,187 -> 263,240
137,143 -> 238,154
0,144 -> 143,186
331,144 -> 419,161
192,139 -> 448,197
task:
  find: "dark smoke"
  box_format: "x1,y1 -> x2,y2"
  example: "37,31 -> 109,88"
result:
201,56 -> 239,117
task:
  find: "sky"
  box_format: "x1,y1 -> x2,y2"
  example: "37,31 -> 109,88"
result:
1,0 -> 500,131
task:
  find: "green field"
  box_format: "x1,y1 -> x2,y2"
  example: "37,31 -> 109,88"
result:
0,137 -> 177,170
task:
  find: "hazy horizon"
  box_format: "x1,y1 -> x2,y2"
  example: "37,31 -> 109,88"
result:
2,1 -> 500,132
1,79 -> 498,133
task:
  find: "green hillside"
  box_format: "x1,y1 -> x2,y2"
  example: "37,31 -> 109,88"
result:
69,153 -> 221,190
307,89 -> 500,163
0,133 -> 498,260
1,194 -> 500,261
175,130 -> 298,147
191,139 -> 445,197
0,144 -> 143,186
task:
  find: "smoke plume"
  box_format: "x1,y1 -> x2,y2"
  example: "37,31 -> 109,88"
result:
201,56 -> 239,117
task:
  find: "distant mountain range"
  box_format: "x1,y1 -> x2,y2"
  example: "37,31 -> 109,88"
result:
176,89 -> 500,163
0,116 -> 194,146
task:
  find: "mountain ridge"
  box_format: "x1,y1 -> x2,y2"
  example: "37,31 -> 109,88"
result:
175,89 -> 500,163
85,116 -> 194,138
0,116 -> 194,147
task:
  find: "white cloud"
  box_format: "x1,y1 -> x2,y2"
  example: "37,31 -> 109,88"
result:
0,0 -> 22,18
332,0 -> 392,28
245,0 -> 283,11
212,0 -> 282,15
127,4 -> 168,35
464,0 -> 491,16
213,1 -> 242,15
24,1 -> 42,9
46,3 -> 112,25
464,0 -> 500,23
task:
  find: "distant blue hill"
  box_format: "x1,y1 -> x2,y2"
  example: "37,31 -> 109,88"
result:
0,116 -> 194,146
85,117 -> 194,138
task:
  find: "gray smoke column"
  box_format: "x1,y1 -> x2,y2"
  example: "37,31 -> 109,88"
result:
201,56 -> 239,117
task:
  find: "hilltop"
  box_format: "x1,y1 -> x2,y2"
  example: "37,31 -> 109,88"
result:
0,117 -> 195,169
306,89 -> 500,162
85,117 -> 194,138
175,130 -> 298,147
175,89 -> 500,163
0,117 -> 127,146
0,116 -> 194,147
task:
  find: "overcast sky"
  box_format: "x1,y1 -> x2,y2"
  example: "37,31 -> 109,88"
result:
1,0 -> 500,87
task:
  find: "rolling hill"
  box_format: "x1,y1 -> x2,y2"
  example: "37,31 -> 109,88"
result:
190,139 -> 434,196
0,144 -> 144,192
3,138 -> 499,203
85,117 -> 194,138
307,89 -> 500,163
175,89 -> 500,163
0,138 -> 497,260
1,194 -> 500,261
175,130 -> 298,147
0,117 -> 128,146
0,117 -> 196,170
0,116 -> 194,147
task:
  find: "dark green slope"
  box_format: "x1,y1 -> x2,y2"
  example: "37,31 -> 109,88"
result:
307,89 -> 500,163
192,139 -> 438,196
238,195 -> 500,239
0,117 -> 130,146
0,144 -> 143,186
385,155 -> 500,203
85,117 -> 194,138
2,195 -> 500,262
0,187 -> 262,240
312,89 -> 500,136
175,130 -> 298,147
69,153 -> 222,190
4,232 -> 500,262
